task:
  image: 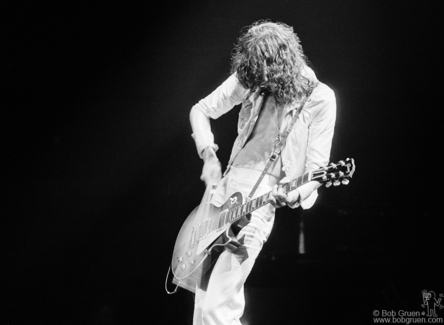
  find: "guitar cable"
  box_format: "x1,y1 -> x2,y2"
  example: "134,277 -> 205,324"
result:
165,266 -> 180,294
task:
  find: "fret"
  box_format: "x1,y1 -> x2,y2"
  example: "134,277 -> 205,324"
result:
283,182 -> 291,193
255,198 -> 260,209
243,202 -> 248,215
239,205 -> 245,218
235,206 -> 241,220
257,195 -> 263,207
250,200 -> 255,213
263,193 -> 269,206
261,193 -> 268,206
218,212 -> 225,229
241,204 -> 247,216
297,174 -> 302,186
303,172 -> 310,184
296,175 -> 302,188
228,210 -> 233,223
290,178 -> 298,190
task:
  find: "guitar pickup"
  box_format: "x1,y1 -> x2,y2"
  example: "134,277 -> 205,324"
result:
197,219 -> 210,240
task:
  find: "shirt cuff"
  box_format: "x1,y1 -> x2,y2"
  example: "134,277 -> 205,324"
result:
301,190 -> 318,209
287,190 -> 302,209
191,133 -> 218,159
288,181 -> 319,210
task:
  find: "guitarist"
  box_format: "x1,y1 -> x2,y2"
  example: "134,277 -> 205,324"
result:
189,20 -> 336,325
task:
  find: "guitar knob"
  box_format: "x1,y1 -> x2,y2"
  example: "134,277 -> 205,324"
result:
326,181 -> 332,188
189,260 -> 195,265
177,257 -> 183,263
180,264 -> 186,270
342,179 -> 350,185
186,251 -> 192,257
333,180 -> 340,186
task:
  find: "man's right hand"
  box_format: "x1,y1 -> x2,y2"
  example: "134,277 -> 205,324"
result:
201,147 -> 222,186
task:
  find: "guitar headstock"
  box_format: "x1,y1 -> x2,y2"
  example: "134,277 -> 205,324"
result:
312,158 -> 356,187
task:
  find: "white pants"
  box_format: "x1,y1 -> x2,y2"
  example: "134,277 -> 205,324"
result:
193,167 -> 277,325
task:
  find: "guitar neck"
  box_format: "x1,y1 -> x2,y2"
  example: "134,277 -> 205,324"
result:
223,171 -> 313,227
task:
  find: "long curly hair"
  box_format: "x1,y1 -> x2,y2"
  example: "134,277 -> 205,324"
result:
231,21 -> 311,105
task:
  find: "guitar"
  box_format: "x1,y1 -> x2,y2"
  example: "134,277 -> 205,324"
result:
170,158 -> 356,287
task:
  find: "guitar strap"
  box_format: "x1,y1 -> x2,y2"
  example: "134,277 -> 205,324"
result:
247,83 -> 317,200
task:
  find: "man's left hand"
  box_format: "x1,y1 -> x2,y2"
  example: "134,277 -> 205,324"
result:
271,177 -> 300,208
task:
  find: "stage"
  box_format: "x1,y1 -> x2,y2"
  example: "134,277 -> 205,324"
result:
3,1 -> 440,324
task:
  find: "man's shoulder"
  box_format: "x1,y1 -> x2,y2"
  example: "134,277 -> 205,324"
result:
313,82 -> 335,101
303,66 -> 335,100
307,82 -> 336,119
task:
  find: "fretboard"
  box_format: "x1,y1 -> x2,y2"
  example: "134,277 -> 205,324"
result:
218,171 -> 312,229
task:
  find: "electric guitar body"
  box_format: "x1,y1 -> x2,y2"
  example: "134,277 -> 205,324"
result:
169,158 -> 356,292
171,191 -> 248,282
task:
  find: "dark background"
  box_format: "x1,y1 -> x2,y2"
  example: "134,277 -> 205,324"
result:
3,1 -> 441,324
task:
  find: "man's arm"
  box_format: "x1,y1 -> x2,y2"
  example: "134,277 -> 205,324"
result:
298,84 -> 337,208
189,73 -> 247,184
272,84 -> 337,209
200,146 -> 222,186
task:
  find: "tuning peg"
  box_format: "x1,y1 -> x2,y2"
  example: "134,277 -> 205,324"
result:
329,173 -> 336,179
338,160 -> 345,166
342,179 -> 350,185
325,181 -> 332,188
333,180 -> 341,186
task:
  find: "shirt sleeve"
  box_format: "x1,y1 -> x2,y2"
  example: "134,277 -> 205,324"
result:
306,84 -> 336,171
190,73 -> 247,157
298,84 -> 337,209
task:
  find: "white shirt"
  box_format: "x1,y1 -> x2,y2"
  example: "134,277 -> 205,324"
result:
190,69 -> 336,209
